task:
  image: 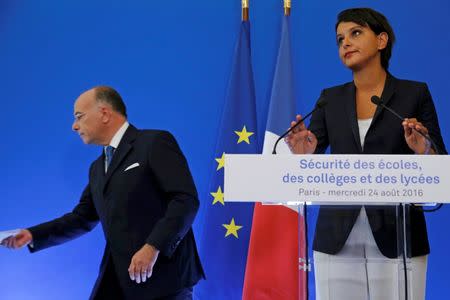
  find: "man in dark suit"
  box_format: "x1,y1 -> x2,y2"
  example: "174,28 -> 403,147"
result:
2,86 -> 205,299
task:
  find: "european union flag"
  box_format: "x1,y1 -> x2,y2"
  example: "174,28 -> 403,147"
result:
243,15 -> 303,300
196,20 -> 259,300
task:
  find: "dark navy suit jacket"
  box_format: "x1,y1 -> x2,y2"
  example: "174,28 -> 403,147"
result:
310,74 -> 447,258
28,125 -> 205,299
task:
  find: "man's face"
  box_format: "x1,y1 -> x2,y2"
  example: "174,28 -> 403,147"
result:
72,90 -> 104,145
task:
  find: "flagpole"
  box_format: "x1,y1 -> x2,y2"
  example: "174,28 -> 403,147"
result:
242,0 -> 249,21
284,0 -> 291,16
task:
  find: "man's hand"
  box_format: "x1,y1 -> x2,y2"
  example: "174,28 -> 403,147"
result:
128,244 -> 159,284
0,229 -> 32,249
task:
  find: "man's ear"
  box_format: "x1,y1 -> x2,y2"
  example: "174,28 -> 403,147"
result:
99,106 -> 111,123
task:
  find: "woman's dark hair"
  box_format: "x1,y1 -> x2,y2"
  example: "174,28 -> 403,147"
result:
336,8 -> 395,70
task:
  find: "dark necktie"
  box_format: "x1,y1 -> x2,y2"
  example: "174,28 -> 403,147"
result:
105,146 -> 115,170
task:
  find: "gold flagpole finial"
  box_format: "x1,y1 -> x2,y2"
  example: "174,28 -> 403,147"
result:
284,0 -> 291,16
242,0 -> 249,21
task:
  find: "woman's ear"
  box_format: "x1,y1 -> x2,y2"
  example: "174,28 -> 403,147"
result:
378,32 -> 388,50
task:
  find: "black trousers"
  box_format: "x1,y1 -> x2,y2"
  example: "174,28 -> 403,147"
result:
154,287 -> 193,300
94,258 -> 124,300
94,258 -> 193,300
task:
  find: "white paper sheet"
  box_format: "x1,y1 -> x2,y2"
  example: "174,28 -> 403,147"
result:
0,229 -> 21,244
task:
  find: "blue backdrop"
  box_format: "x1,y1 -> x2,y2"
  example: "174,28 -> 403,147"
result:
0,0 -> 449,299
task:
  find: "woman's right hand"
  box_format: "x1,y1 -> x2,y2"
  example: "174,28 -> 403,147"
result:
284,114 -> 318,154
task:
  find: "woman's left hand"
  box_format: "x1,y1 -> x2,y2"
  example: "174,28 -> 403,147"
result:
402,118 -> 432,154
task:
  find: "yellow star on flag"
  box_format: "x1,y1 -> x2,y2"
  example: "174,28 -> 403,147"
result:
215,152 -> 225,171
211,186 -> 225,205
222,218 -> 243,238
234,125 -> 254,144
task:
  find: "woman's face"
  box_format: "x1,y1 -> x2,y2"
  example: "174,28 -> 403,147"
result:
336,21 -> 387,71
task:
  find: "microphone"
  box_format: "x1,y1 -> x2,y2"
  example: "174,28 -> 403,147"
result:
370,96 -> 441,154
272,98 -> 327,154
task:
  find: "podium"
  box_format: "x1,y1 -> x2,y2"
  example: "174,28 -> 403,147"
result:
225,154 -> 450,300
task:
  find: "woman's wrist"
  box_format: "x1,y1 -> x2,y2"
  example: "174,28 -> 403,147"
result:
422,139 -> 432,155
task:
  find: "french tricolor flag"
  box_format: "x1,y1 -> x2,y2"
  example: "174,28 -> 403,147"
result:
243,15 -> 306,300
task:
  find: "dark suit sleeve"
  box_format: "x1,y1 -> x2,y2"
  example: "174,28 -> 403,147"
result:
145,131 -> 199,257
418,84 -> 447,154
309,90 -> 329,154
27,181 -> 99,252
